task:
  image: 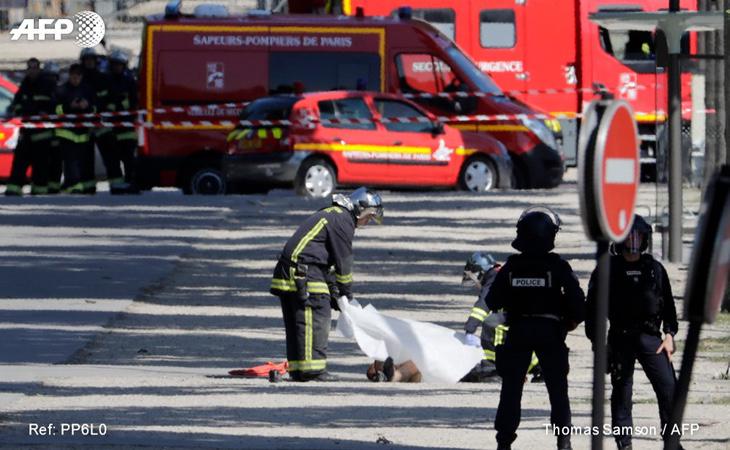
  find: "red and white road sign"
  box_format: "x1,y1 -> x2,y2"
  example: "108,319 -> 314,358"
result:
578,100 -> 640,242
593,102 -> 640,242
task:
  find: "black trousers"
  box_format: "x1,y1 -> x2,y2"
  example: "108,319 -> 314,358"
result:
609,331 -> 677,446
61,138 -> 93,192
494,318 -> 571,445
279,293 -> 331,378
7,131 -> 53,193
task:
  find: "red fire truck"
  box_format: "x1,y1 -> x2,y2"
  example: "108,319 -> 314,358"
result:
137,1 -> 565,193
344,0 -> 696,171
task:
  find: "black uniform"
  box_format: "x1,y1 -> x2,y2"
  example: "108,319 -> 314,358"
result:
464,277 -> 539,379
485,252 -> 585,446
586,254 -> 678,448
6,75 -> 56,195
100,70 -> 138,188
271,205 -> 355,379
82,67 -> 110,193
55,81 -> 96,193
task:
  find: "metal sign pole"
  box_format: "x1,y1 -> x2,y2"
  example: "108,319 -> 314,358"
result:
591,240 -> 610,450
667,0 -> 683,263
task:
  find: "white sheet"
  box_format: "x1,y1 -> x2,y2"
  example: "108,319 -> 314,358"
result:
335,297 -> 483,383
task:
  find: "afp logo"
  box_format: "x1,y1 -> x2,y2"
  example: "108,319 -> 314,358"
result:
10,11 -> 105,48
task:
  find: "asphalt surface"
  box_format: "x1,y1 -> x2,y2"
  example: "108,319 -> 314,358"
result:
0,179 -> 727,449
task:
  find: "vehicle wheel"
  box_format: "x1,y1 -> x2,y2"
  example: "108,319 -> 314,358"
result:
189,167 -> 226,195
295,158 -> 336,198
459,156 -> 497,192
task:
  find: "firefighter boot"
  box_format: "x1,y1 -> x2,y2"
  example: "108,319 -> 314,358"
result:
557,435 -> 572,450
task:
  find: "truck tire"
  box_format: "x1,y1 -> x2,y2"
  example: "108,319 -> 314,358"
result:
188,167 -> 227,195
459,155 -> 497,192
295,157 -> 336,198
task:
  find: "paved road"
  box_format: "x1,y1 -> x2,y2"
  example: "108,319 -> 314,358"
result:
0,183 -> 727,449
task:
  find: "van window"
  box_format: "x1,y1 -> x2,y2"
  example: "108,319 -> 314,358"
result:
480,10 -> 516,48
392,8 -> 456,40
269,52 -> 380,94
374,99 -> 433,133
0,87 -> 12,118
318,98 -> 375,130
396,54 -> 460,94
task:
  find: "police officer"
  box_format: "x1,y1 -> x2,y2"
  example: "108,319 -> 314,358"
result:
79,48 -> 109,194
42,61 -> 63,194
484,206 -> 585,450
102,49 -> 139,194
270,187 -> 383,382
462,252 -> 541,382
585,215 -> 680,450
56,64 -> 96,193
5,58 -> 56,196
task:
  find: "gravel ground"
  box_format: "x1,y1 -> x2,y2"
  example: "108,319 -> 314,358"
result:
0,177 -> 728,450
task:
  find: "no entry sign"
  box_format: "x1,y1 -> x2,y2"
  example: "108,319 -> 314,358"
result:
579,100 -> 640,242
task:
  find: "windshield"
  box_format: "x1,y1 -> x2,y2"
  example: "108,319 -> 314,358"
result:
445,45 -> 502,95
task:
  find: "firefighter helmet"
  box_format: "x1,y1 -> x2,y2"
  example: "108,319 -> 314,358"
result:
512,206 -> 562,253
462,252 -> 498,286
79,47 -> 97,60
108,49 -> 129,65
332,187 -> 383,225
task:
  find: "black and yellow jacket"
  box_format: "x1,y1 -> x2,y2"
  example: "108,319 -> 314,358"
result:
271,205 -> 355,299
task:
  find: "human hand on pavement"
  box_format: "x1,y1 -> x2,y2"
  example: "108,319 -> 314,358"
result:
656,334 -> 675,361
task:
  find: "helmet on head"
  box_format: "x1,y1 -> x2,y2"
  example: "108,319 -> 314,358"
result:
462,252 -> 498,286
79,47 -> 97,60
43,61 -> 60,76
332,187 -> 383,225
108,49 -> 129,65
511,206 -> 561,254
616,214 -> 651,255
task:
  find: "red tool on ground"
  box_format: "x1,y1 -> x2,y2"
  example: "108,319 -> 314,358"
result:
228,361 -> 288,378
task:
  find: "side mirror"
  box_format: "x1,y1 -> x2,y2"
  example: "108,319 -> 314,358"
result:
432,121 -> 445,136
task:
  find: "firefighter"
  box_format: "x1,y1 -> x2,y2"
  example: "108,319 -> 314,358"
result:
484,206 -> 585,450
102,49 -> 139,194
461,252 -> 541,383
79,47 -> 109,194
56,64 -> 95,194
586,215 -> 680,450
42,61 -> 63,194
270,187 -> 383,382
5,58 -> 57,196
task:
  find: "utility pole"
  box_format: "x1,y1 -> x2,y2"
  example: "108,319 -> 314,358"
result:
667,0 -> 683,262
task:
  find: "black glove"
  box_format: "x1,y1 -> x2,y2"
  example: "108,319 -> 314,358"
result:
330,296 -> 340,311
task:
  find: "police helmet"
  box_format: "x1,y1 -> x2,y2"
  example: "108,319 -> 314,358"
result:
79,47 -> 97,60
462,251 -> 497,286
108,49 -> 129,65
43,61 -> 60,76
332,187 -> 383,225
511,206 -> 562,253
616,214 -> 651,255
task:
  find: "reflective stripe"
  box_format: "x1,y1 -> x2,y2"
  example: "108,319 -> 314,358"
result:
483,349 -> 495,361
121,98 -> 130,109
29,131 -> 54,142
63,182 -> 84,193
97,90 -> 109,97
271,278 -> 330,295
116,130 -> 137,141
56,129 -> 90,143
529,352 -> 540,372
96,127 -> 113,136
5,184 -> 22,194
55,104 -> 64,114
82,180 -> 97,189
288,359 -> 327,372
470,307 -> 489,321
106,103 -> 117,111
291,218 -> 328,263
336,273 -> 353,284
494,324 -> 509,346
48,182 -> 61,191
108,177 -> 125,185
30,185 -> 48,195
305,306 -> 312,362
257,129 -> 267,138
272,128 -> 282,139
32,95 -> 51,101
